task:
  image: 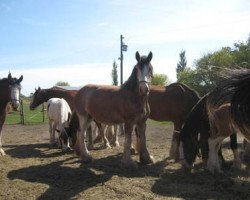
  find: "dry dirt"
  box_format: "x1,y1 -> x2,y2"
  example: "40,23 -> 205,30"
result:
0,123 -> 249,200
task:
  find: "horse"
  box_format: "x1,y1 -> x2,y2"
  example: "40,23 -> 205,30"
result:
148,83 -> 200,161
30,87 -> 77,111
180,94 -> 240,173
93,82 -> 201,161
204,69 -> 250,173
73,51 -> 153,168
30,87 -> 113,149
0,73 -> 23,156
207,69 -> 250,141
205,103 -> 241,173
46,98 -> 72,151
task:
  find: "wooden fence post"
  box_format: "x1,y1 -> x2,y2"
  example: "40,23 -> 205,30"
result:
20,100 -> 25,125
42,103 -> 45,123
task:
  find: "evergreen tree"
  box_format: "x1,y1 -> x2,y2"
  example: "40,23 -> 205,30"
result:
111,60 -> 118,86
176,50 -> 187,80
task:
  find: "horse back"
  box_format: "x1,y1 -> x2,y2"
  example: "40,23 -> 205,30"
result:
149,84 -> 200,121
74,84 -> 145,124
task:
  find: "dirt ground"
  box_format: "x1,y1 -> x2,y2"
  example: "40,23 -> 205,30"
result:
0,123 -> 249,200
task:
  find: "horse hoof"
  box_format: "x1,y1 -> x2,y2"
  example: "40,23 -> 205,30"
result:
62,147 -> 73,153
82,155 -> 93,164
113,141 -> 120,147
130,148 -> 136,155
140,155 -> 154,165
103,143 -> 111,149
87,145 -> 94,150
0,149 -> 6,156
121,157 -> 138,169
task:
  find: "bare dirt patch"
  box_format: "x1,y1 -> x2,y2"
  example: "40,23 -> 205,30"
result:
0,124 -> 249,200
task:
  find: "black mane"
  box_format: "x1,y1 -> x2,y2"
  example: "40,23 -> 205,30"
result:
121,66 -> 139,91
180,94 -> 210,165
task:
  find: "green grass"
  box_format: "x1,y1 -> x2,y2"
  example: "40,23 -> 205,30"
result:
6,101 -> 48,125
6,99 -> 171,126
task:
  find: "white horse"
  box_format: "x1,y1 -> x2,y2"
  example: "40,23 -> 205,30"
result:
47,98 -> 72,151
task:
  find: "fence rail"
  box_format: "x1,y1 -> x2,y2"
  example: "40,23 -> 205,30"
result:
6,100 -> 48,125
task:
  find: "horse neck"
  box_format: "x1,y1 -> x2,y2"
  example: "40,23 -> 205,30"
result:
121,67 -> 139,92
182,95 -> 209,139
0,80 -> 10,109
44,89 -> 75,109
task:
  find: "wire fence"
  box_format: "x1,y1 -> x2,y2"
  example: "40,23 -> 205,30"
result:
6,100 -> 48,125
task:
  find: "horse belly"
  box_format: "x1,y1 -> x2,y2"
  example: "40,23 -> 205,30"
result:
87,102 -> 124,125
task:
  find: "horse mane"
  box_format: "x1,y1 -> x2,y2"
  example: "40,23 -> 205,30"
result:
166,82 -> 200,99
180,93 -> 210,164
121,67 -> 138,91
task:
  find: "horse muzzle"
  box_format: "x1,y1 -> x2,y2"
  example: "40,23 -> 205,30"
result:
11,99 -> 20,111
139,81 -> 149,96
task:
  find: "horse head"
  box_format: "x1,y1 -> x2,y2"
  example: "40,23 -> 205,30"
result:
8,73 -> 23,110
135,51 -> 153,96
30,87 -> 44,110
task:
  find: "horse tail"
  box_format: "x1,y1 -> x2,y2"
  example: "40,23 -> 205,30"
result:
207,69 -> 250,141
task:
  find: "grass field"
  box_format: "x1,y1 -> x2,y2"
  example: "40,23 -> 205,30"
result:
5,100 -> 48,125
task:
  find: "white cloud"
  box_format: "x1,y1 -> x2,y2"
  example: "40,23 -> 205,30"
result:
0,64 -> 113,96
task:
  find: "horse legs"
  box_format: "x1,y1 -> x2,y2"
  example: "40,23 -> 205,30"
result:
113,124 -> 120,147
137,121 -> 154,165
49,120 -> 56,147
75,114 -> 92,163
0,118 -> 6,156
121,123 -> 137,169
230,133 -> 241,169
169,123 -> 181,162
207,137 -> 225,173
86,125 -> 93,150
96,123 -> 111,149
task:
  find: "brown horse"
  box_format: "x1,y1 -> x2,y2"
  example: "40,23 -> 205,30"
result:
30,87 -> 77,111
148,83 -> 200,161
74,51 -> 153,168
0,73 -> 23,156
206,103 -> 241,173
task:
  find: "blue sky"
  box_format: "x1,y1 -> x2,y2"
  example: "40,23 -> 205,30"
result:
0,0 -> 249,95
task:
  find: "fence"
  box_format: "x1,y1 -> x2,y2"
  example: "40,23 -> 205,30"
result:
6,100 -> 48,125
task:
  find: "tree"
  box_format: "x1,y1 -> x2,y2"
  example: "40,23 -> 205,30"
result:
111,60 -> 118,86
151,73 -> 169,86
176,50 -> 187,81
178,35 -> 250,95
55,81 -> 70,86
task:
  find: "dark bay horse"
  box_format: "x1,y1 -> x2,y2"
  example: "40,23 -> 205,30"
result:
0,73 -> 23,156
74,51 -> 153,168
180,94 -> 239,173
30,87 -> 77,111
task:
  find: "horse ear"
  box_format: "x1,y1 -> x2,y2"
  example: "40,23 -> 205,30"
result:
17,75 -> 23,84
38,86 -> 41,91
135,51 -> 141,62
146,51 -> 153,63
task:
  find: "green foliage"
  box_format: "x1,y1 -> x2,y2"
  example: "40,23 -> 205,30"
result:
55,81 -> 70,86
151,73 -> 169,86
176,50 -> 187,81
179,35 -> 250,96
111,60 -> 118,86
